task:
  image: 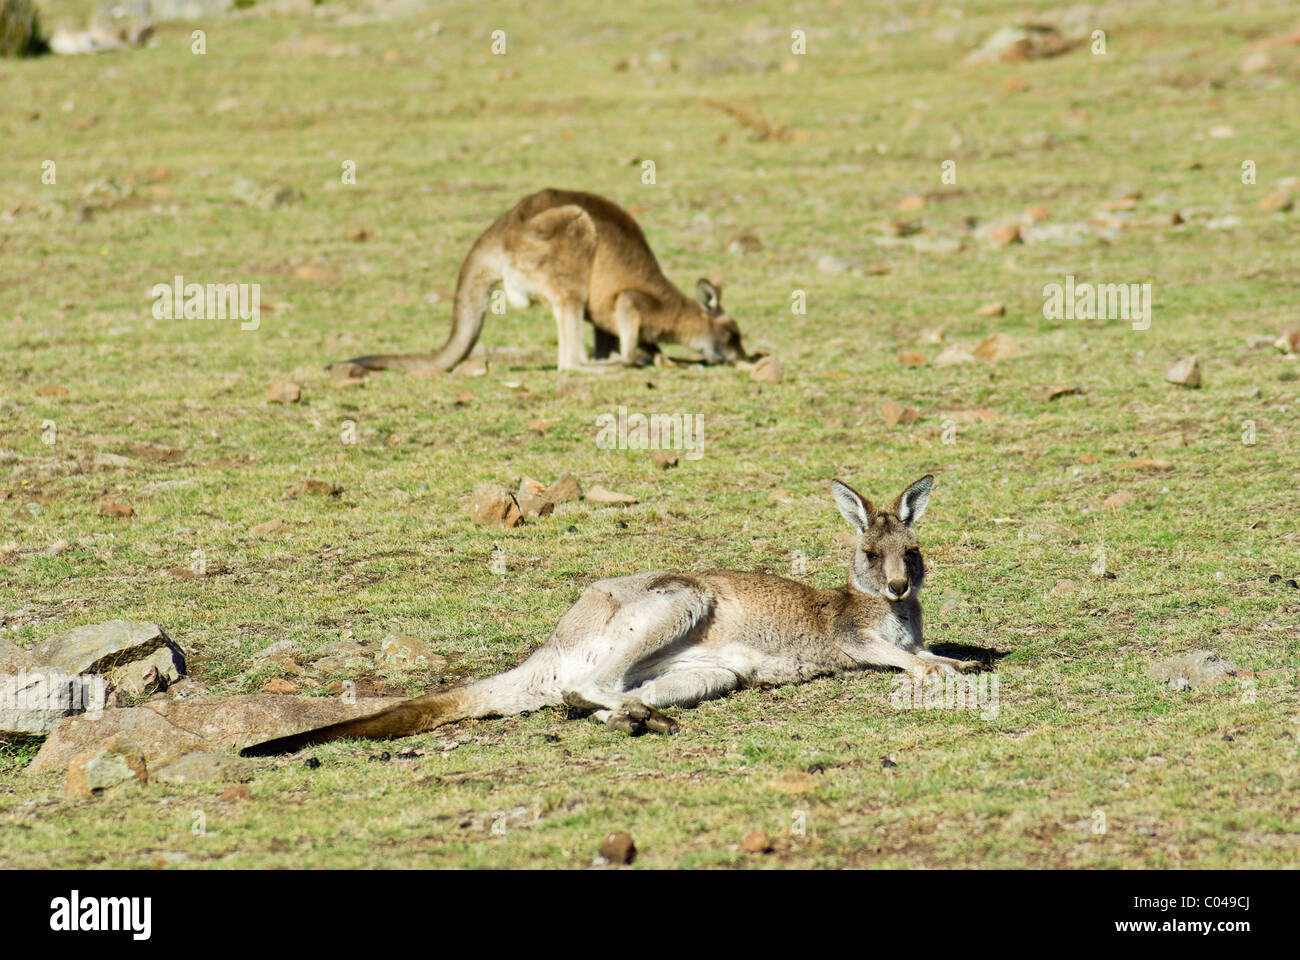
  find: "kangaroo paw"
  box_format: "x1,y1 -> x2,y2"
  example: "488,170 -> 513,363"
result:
562,690 -> 605,712
605,713 -> 646,736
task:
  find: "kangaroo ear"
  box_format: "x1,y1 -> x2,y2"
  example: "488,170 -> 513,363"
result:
895,475 -> 934,527
832,479 -> 874,532
697,278 -> 722,315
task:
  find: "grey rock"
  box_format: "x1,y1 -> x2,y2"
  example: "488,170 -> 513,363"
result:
1148,651 -> 1241,690
152,751 -> 255,784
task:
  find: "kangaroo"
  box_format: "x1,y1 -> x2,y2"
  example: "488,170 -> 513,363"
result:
343,188 -> 748,374
241,476 -> 978,756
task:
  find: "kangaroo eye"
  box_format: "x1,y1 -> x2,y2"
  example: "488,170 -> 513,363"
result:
864,551 -> 878,561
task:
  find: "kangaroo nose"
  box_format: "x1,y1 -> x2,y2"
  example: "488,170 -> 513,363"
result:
888,578 -> 909,597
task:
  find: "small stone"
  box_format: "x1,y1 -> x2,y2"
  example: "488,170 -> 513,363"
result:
261,678 -> 299,694
766,770 -> 816,794
1148,651 -> 1241,690
751,355 -> 784,383
1028,384 -> 1080,403
378,633 -> 447,671
1274,328 -> 1299,354
1051,579 -> 1079,597
973,332 -> 1021,361
250,518 -> 285,537
897,350 -> 927,367
741,830 -> 774,853
1259,191 -> 1293,213
1116,458 -> 1175,473
219,784 -> 250,801
154,751 -> 254,785
285,479 -> 342,498
934,345 -> 975,367
468,483 -> 524,527
345,226 -> 375,242
975,301 -> 1005,317
1024,204 -> 1049,221
598,831 -> 636,865
899,194 -> 925,211
653,451 -> 679,469
1164,356 -> 1201,388
1103,490 -> 1135,509
267,381 -> 301,403
990,223 -> 1023,245
329,362 -> 368,382
586,485 -> 638,506
817,254 -> 853,274
728,232 -> 763,253
98,501 -> 133,518
881,401 -> 920,426
515,478 -> 555,519
36,385 -> 69,396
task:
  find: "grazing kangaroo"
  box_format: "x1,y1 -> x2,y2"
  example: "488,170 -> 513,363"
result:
241,476 -> 977,756
344,188 -> 748,373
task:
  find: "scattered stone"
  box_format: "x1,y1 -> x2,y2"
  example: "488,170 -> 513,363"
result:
653,451 -> 679,469
1148,652 -> 1241,690
33,621 -> 185,692
515,478 -> 555,519
934,345 -> 975,367
881,401 -> 920,426
219,784 -> 250,802
973,332 -> 1021,361
1164,356 -> 1201,388
899,194 -> 925,211
728,232 -> 763,253
585,485 -> 638,507
1274,328 -> 1300,354
1103,490 -> 1135,510
816,254 -> 853,275
545,474 -> 584,505
1259,191 -> 1293,213
98,501 -> 133,518
329,362 -> 368,382
741,830 -> 774,853
961,24 -> 1082,67
65,743 -> 148,799
1025,205 -> 1050,221
1028,384 -> 1080,403
990,223 -> 1023,245
378,633 -> 447,671
344,226 -> 375,242
1116,458 -> 1174,473
260,678 -> 299,694
883,218 -> 922,237
469,483 -> 524,528
266,381 -> 301,403
285,479 -> 342,498
250,518 -> 285,537
975,302 -> 1006,317
897,350 -> 927,367
751,355 -> 784,383
153,751 -> 255,785
598,831 -> 636,865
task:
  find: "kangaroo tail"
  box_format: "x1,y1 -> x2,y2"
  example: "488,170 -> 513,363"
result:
239,657 -> 558,756
344,239 -> 500,374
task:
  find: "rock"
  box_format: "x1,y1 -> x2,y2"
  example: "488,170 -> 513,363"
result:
0,665 -> 97,736
973,332 -> 1021,361
934,345 -> 975,367
961,25 -> 1081,67
329,362 -> 369,383
260,678 -> 298,694
98,501 -> 133,518
899,194 -> 925,211
947,408 -> 997,422
816,254 -> 853,274
751,355 -> 784,383
153,751 -> 254,785
115,645 -> 186,697
586,485 -> 638,506
468,483 -> 524,527
741,830 -> 774,853
145,0 -> 233,22
515,478 -> 555,519
897,350 -> 926,367
29,694 -> 407,773
727,232 -> 763,253
975,302 -> 1005,317
378,633 -> 447,671
1148,652 -> 1241,690
881,401 -> 920,426
545,474 -> 584,504
653,451 -> 679,469
219,784 -> 250,801
65,743 -> 148,799
597,831 -> 636,865
250,518 -> 285,537
1103,490 -> 1135,509
33,621 -> 184,689
1259,191 -> 1293,213
285,479 -> 342,498
1274,328 -> 1299,354
1024,204 -> 1050,221
883,218 -> 923,238
266,381 -> 301,403
1164,356 -> 1201,388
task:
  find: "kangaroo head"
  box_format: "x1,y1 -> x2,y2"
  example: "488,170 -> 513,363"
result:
690,278 -> 747,364
832,475 -> 933,602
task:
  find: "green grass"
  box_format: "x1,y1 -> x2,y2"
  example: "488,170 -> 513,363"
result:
1,0 -> 1298,868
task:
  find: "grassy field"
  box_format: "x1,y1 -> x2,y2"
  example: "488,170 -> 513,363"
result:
1,0 -> 1298,868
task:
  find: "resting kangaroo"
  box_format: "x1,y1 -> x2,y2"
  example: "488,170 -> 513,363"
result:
344,188 -> 748,373
242,476 -> 978,755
